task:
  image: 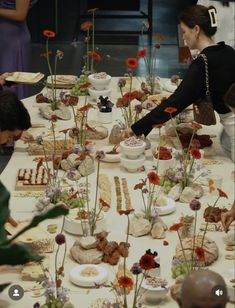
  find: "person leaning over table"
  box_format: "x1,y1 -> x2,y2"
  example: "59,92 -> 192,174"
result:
123,4 -> 235,162
0,73 -> 33,143
0,90 -> 31,145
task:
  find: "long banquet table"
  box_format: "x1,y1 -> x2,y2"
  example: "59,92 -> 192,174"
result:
0,77 -> 234,308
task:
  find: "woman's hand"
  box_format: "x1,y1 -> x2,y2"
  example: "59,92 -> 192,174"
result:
221,201 -> 235,233
20,131 -> 34,143
0,72 -> 12,86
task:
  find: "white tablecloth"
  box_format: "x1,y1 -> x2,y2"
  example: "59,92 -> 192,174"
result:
0,78 -> 234,308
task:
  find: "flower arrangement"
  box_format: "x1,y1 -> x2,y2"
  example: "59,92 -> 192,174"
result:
134,170 -> 160,222
164,107 -> 203,189
42,30 -> 64,111
138,24 -> 164,94
171,188 -> 228,279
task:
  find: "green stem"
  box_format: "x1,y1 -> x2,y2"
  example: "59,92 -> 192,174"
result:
177,230 -> 190,274
191,211 -> 197,268
133,274 -> 139,308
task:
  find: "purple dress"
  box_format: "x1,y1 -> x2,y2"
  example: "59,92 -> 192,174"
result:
0,0 -> 37,99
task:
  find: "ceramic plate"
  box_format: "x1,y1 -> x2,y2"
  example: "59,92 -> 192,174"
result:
69,264 -> 108,287
6,72 -> 44,84
163,80 -> 178,93
46,75 -> 78,88
99,145 -> 120,163
154,197 -> 176,215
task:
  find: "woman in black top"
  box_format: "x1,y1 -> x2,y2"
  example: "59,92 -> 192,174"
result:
130,4 -> 235,161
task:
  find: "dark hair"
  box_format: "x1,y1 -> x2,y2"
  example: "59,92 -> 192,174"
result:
0,90 -> 31,131
179,5 -> 217,37
224,83 -> 235,108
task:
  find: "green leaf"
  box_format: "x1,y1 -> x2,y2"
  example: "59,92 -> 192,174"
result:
0,243 -> 43,266
4,205 -> 68,245
0,283 -> 10,293
0,182 -> 10,242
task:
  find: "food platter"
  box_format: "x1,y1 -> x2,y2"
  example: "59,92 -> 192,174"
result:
99,145 -> 120,163
6,72 -> 44,84
46,75 -> 78,89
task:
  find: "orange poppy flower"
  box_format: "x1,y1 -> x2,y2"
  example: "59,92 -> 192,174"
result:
79,82 -> 90,89
125,57 -> 138,69
217,188 -> 228,199
118,209 -> 135,215
118,276 -> 133,288
89,51 -> 102,61
87,7 -> 99,13
80,21 -> 93,31
78,103 -> 94,112
164,107 -> 177,114
147,171 -> 159,185
152,33 -> 164,41
137,48 -> 147,58
169,222 -> 184,231
43,30 -> 56,38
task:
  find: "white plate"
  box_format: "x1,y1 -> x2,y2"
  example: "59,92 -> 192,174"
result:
99,145 -> 120,163
163,80 -> 178,93
46,75 -> 78,89
69,264 -> 108,287
154,197 -> 176,215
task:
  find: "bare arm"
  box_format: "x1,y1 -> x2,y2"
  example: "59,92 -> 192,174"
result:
0,0 -> 30,22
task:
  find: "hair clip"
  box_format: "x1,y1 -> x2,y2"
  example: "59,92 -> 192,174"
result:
208,8 -> 218,27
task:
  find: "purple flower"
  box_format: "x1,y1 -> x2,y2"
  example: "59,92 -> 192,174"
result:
55,233 -> 66,245
96,150 -> 105,159
135,104 -> 143,113
191,139 -> 201,148
73,144 -> 83,154
189,199 -> 201,211
130,262 -> 143,275
85,143 -> 93,154
57,286 -> 69,303
118,78 -> 126,88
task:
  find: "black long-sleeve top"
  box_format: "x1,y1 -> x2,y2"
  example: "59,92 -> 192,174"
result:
131,42 -> 235,136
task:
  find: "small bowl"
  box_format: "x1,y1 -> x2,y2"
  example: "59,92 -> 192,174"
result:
153,156 -> 175,175
120,154 -> 145,172
142,279 -> 169,304
120,139 -> 146,159
88,73 -> 111,90
88,87 -> 112,101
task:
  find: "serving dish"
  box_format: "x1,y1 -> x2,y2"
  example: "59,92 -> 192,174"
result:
6,72 -> 44,84
98,145 -> 120,163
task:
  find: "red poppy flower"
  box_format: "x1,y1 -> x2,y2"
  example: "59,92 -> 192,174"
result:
99,198 -> 110,208
55,233 -> 66,245
190,148 -> 201,159
139,253 -> 156,270
43,30 -> 56,38
118,209 -> 135,215
137,48 -> 147,58
152,33 -> 164,41
147,171 -> 160,185
195,246 -> 205,262
169,222 -> 184,231
89,51 -> 102,61
217,188 -> 228,199
79,82 -> 90,89
78,103 -> 94,112
80,21 -> 93,31
87,7 -> 99,13
164,107 -> 177,114
125,57 -> 138,69
118,276 -> 133,288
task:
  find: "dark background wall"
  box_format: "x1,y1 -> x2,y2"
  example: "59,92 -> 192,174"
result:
28,0 -> 197,43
